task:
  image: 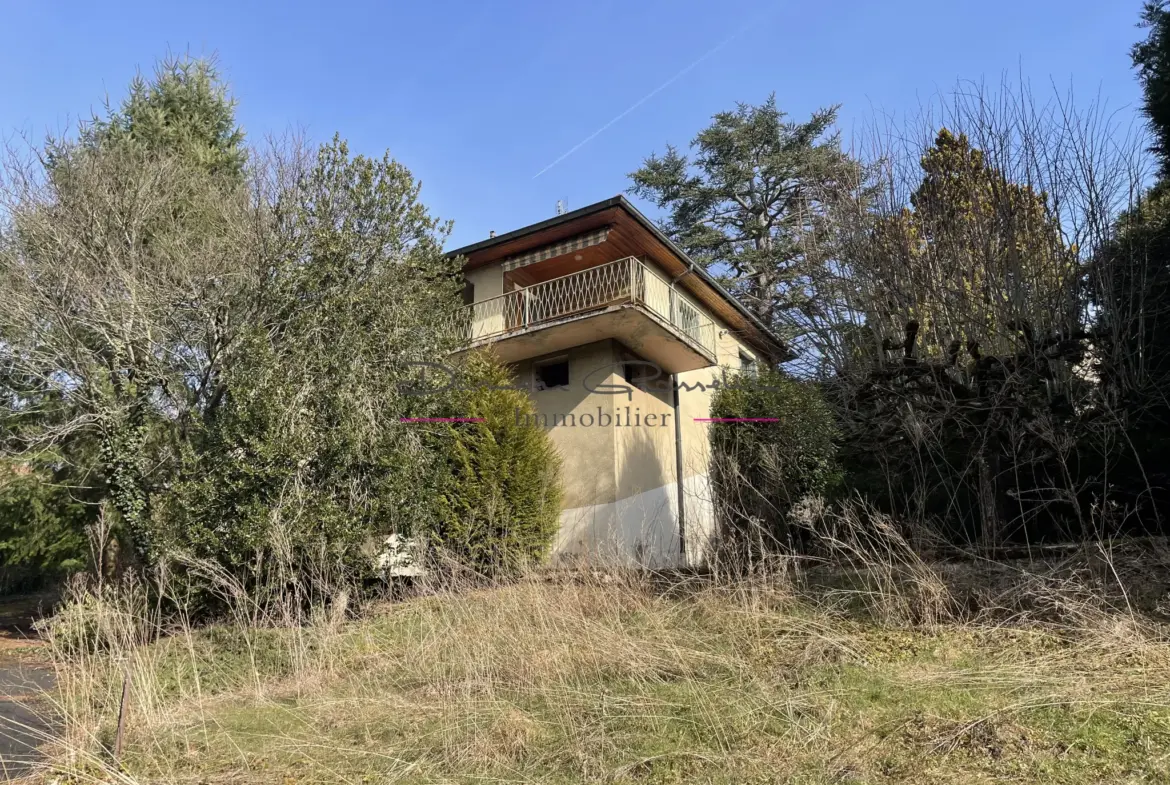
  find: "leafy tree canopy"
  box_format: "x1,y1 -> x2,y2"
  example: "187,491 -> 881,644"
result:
628,95 -> 863,349
861,129 -> 1078,359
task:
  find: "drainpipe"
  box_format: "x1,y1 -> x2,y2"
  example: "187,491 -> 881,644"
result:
668,261 -> 699,565
672,373 -> 686,563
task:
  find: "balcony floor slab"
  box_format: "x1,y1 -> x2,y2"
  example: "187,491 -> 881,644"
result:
454,304 -> 716,373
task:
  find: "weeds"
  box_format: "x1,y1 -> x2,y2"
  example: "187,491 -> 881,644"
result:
11,502 -> 1170,783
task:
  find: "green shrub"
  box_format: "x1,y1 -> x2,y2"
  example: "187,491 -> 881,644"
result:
709,369 -> 839,550
0,460 -> 90,592
151,138 -> 461,609
430,351 -> 562,575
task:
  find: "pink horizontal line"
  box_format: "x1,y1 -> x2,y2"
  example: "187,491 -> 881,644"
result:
399,417 -> 486,423
694,417 -> 781,422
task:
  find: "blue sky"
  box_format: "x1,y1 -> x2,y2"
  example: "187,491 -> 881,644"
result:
0,0 -> 1149,248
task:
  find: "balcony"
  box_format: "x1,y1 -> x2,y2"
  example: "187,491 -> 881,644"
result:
452,257 -> 718,372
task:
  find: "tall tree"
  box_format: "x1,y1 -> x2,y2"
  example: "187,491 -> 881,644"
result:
1085,1 -> 1170,519
1134,1 -> 1170,176
162,136 -> 463,591
859,129 -> 1080,360
628,96 -> 863,357
71,55 -> 246,181
826,81 -> 1129,547
1,57 -> 254,562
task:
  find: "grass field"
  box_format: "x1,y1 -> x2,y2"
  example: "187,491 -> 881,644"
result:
27,555 -> 1170,785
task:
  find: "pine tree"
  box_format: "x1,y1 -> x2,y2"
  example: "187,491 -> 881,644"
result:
431,351 -> 562,574
1134,2 -> 1170,176
79,55 -> 246,180
628,96 -> 863,353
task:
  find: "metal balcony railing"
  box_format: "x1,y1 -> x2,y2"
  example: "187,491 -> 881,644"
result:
452,256 -> 717,358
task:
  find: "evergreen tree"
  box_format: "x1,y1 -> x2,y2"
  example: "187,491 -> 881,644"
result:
76,55 -> 246,181
165,137 -> 463,591
0,458 -> 89,592
834,128 -> 1095,546
1085,2 -> 1170,519
861,129 -> 1079,359
628,96 -> 863,353
2,56 -> 251,566
431,351 -> 562,575
1134,1 -> 1170,176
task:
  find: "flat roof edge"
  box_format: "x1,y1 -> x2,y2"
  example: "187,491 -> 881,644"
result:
446,196 -> 624,259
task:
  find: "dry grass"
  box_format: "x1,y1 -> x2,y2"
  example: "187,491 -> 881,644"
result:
11,504 -> 1170,783
18,555 -> 1170,785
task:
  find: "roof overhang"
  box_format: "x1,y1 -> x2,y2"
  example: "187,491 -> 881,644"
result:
447,196 -> 790,362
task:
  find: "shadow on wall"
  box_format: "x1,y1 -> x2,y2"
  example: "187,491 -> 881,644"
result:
615,422 -> 673,568
680,442 -> 717,564
552,410 -> 676,569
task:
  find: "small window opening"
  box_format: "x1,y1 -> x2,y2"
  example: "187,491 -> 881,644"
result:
739,350 -> 758,376
534,358 -> 569,391
619,346 -> 659,388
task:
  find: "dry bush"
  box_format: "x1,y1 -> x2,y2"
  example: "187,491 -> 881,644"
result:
29,538 -> 367,774
788,498 -> 955,627
802,78 -> 1160,551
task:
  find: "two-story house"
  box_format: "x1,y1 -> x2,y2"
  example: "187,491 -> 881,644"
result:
447,196 -> 786,568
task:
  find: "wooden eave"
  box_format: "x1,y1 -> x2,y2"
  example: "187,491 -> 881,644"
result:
449,197 -> 788,361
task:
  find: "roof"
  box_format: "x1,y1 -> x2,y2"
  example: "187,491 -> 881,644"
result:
447,195 -> 788,359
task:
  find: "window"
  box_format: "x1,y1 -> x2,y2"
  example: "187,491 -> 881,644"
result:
739,350 -> 758,376
461,280 -> 475,305
534,357 -> 569,391
675,298 -> 701,342
618,346 -> 659,388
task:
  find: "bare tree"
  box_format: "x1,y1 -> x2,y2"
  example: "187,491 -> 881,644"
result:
706,77 -> 1158,554
0,135 -> 270,554
830,78 -> 1152,547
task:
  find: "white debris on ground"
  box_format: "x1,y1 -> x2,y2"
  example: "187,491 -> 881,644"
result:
375,533 -> 427,577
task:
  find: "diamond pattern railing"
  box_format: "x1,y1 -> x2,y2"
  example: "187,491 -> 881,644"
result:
451,257 -> 717,359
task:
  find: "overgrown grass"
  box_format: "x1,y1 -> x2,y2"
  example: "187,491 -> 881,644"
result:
27,566 -> 1170,784
20,504 -> 1170,782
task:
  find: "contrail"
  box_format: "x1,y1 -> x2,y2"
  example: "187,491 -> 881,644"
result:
532,14 -> 767,180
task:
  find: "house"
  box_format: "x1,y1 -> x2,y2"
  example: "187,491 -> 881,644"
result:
447,196 -> 787,568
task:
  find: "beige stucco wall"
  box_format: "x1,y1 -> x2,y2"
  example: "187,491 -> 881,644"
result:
466,264 -> 504,299
611,353 -> 681,565
674,320 -> 762,563
509,335 -> 760,568
512,341 -> 618,512
465,264 -> 506,339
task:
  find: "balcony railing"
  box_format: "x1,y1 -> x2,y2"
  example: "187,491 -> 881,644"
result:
452,256 -> 717,358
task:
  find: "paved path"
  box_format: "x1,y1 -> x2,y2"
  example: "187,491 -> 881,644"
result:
0,596 -> 58,780
0,659 -> 55,780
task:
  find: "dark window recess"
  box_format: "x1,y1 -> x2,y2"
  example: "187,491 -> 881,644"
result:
461,280 -> 475,306
739,350 -> 758,375
619,347 -> 657,387
534,359 -> 569,390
